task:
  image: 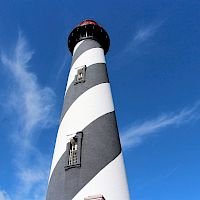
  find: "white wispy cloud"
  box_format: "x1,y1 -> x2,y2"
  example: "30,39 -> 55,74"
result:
122,20 -> 164,55
0,32 -> 56,199
112,20 -> 164,64
1,33 -> 55,135
56,53 -> 69,80
133,22 -> 162,43
0,190 -> 11,200
121,102 -> 200,149
14,154 -> 49,200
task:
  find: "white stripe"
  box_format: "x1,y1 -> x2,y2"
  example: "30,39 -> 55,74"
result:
49,83 -> 114,180
73,40 -> 84,55
66,48 -> 105,93
72,153 -> 130,200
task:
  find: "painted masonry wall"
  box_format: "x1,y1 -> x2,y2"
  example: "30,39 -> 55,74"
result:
46,39 -> 130,200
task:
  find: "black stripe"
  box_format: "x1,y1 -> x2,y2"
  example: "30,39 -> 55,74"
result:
72,39 -> 102,67
46,112 -> 121,200
60,63 -> 109,121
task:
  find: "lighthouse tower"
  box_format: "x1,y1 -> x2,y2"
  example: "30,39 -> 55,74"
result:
46,20 -> 130,200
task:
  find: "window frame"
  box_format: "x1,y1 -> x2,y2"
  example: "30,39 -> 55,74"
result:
65,132 -> 83,170
74,66 -> 86,85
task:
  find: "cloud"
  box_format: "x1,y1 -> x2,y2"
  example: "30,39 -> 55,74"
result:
14,153 -> 49,200
112,20 -> 165,65
1,32 -> 55,136
0,32 -> 56,199
0,191 -> 11,200
122,20 -> 164,55
121,102 -> 200,149
133,23 -> 162,43
56,53 -> 69,80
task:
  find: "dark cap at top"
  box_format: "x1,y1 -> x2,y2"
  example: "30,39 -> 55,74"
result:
79,20 -> 98,26
68,20 -> 110,55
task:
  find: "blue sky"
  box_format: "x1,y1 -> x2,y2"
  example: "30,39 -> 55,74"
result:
0,0 -> 200,199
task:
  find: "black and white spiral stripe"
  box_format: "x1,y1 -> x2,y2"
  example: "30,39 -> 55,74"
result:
46,39 -> 130,200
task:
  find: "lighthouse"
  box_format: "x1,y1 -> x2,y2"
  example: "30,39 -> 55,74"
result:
46,20 -> 130,200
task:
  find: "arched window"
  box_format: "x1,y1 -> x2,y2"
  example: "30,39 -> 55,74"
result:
65,132 -> 83,170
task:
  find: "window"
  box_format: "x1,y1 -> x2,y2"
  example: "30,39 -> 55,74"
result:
74,66 -> 86,84
68,138 -> 78,165
84,195 -> 105,200
65,132 -> 83,170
